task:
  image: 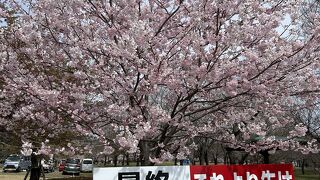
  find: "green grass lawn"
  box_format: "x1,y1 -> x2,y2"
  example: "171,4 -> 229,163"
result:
294,168 -> 320,180
0,170 -> 93,180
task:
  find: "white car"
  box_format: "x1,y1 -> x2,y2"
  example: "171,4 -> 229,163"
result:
80,159 -> 93,172
3,155 -> 31,172
41,159 -> 54,173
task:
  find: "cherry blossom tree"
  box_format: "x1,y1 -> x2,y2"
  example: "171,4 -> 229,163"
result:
291,101 -> 320,143
300,0 -> 320,36
1,0 -> 320,167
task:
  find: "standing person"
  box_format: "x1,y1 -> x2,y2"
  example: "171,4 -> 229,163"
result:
30,148 -> 41,180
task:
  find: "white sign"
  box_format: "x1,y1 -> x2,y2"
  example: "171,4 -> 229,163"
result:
93,166 -> 190,180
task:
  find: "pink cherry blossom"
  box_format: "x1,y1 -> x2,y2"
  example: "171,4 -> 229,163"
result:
0,0 -> 319,163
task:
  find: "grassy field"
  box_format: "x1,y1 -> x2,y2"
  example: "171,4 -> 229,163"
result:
0,171 -> 92,180
294,168 -> 320,180
0,167 -> 319,180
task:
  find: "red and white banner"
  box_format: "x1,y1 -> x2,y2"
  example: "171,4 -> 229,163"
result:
190,164 -> 294,180
93,166 -> 190,180
93,164 -> 294,180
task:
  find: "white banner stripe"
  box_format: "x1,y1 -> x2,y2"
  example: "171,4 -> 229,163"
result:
93,166 -> 190,180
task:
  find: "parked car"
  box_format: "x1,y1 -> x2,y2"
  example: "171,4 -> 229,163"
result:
63,158 -> 81,175
179,159 -> 191,165
81,158 -> 93,172
58,159 -> 66,172
3,154 -> 31,172
41,159 -> 54,173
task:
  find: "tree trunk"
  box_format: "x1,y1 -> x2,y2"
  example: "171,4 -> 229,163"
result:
225,149 -> 235,164
104,155 -> 107,166
213,154 -> 218,165
135,153 -> 140,166
113,155 -> 118,167
260,151 -> 270,164
193,151 -> 197,165
126,153 -> 129,166
174,158 -> 178,165
204,149 -> 209,165
122,154 -> 125,166
239,153 -> 249,164
139,140 -> 152,166
199,145 -> 204,165
223,153 -> 228,165
301,159 -> 305,175
199,138 -> 209,165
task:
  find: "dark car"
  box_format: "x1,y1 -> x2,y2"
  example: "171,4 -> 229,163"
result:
62,158 -> 80,175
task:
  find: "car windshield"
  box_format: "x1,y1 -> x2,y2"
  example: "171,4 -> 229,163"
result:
6,156 -> 20,161
66,159 -> 80,164
83,160 -> 92,164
